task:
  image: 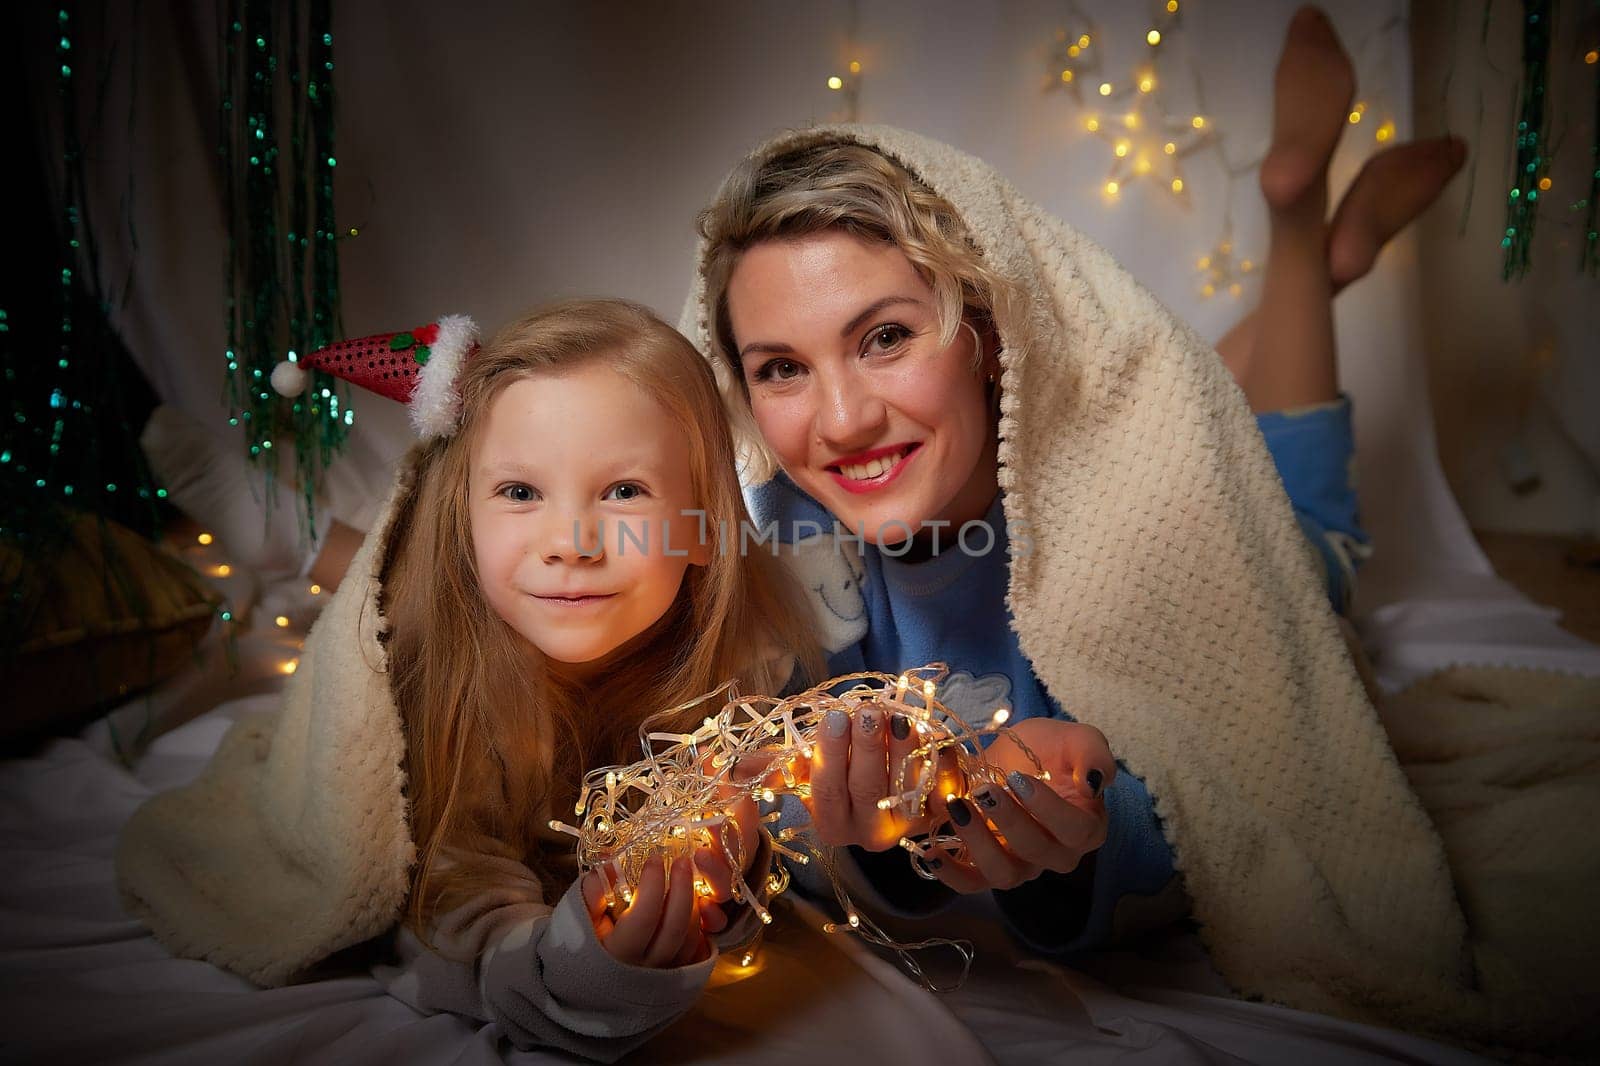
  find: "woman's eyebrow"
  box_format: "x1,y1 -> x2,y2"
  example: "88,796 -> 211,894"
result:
737,294 -> 928,361
838,295 -> 925,338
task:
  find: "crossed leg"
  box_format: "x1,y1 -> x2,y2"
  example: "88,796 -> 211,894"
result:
1217,6 -> 1466,414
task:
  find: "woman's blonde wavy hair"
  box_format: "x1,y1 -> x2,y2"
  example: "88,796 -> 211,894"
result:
695,137 -> 1026,484
378,299 -> 823,946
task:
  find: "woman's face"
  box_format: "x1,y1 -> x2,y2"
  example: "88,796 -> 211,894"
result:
725,231 -> 998,546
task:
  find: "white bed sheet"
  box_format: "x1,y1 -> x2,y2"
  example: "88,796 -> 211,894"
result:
1,602 -> 1525,1066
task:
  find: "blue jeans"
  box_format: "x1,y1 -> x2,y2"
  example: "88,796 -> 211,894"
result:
1257,395 -> 1370,614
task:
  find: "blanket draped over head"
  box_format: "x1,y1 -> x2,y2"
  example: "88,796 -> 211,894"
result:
677,125 -> 1593,1053
114,124 -> 1593,1055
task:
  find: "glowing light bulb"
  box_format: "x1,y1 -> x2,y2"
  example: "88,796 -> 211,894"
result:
1115,141 -> 1130,157
280,659 -> 298,675
1163,141 -> 1176,155
740,952 -> 756,967
1146,29 -> 1161,45
1067,44 -> 1080,58
1585,49 -> 1597,64
1105,180 -> 1120,196
216,564 -> 232,577
308,583 -> 321,595
1085,117 -> 1100,132
1138,75 -> 1154,93
1098,82 -> 1112,96
1060,68 -> 1074,82
1191,115 -> 1206,129
827,75 -> 843,90
1201,283 -> 1216,298
1197,255 -> 1211,269
1240,259 -> 1254,272
991,708 -> 1011,725
1348,110 -> 1362,124
1135,156 -> 1152,175
1079,34 -> 1090,47
1375,120 -> 1395,143
275,615 -> 290,628
1171,178 -> 1184,193
1124,112 -> 1140,129
197,532 -> 214,545
1538,177 -> 1552,191
849,60 -> 861,73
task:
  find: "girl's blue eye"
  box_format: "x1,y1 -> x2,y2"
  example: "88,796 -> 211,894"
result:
501,483 -> 538,503
752,358 -> 803,384
605,481 -> 648,502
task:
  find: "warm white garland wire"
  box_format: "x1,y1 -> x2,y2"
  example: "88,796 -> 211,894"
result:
548,662 -> 1048,991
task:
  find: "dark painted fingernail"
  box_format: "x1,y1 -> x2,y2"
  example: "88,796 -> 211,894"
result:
890,713 -> 910,740
1006,770 -> 1035,799
1086,769 -> 1104,796
974,788 -> 999,810
825,710 -> 849,737
949,798 -> 973,826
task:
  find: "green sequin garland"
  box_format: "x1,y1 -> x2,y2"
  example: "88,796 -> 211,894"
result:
1502,0 -> 1552,279
218,0 -> 347,539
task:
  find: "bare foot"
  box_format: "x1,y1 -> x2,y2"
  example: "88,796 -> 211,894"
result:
1258,7 -> 1356,212
1327,136 -> 1468,289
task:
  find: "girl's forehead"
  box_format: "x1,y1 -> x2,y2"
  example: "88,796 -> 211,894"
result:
472,368 -> 693,477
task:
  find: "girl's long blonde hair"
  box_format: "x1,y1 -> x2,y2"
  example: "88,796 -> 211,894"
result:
379,299 -> 823,942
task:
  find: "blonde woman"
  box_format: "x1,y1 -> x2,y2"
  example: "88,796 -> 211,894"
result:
681,7 -> 1468,1017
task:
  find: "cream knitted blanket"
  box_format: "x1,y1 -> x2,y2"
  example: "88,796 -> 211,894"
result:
115,124 -> 1594,1055
678,125 -> 1593,1053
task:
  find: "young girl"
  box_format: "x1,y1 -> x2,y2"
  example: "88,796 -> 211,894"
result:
118,300 -> 825,1060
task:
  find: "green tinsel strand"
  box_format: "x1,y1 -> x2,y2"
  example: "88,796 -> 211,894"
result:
218,0 -> 348,542
1502,0 -> 1553,279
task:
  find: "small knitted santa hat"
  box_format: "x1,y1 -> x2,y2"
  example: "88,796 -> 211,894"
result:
270,315 -> 479,439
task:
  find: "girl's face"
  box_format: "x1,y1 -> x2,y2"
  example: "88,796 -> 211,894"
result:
725,230 -> 998,545
469,366 -> 708,676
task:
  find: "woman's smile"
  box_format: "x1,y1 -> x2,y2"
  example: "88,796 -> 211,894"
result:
825,442 -> 923,494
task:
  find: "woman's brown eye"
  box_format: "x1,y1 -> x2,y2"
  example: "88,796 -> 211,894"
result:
756,358 -> 800,382
871,326 -> 908,350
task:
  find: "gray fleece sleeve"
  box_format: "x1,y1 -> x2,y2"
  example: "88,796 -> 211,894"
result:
372,854 -> 713,1063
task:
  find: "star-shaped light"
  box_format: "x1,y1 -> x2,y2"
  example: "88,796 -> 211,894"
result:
1082,70 -> 1211,201
1195,229 -> 1256,299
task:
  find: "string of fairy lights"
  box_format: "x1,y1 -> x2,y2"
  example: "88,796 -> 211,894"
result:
550,664 -> 1049,988
826,3 -> 1414,301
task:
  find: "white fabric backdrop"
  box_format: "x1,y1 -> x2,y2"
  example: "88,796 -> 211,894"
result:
74,0 -> 1599,684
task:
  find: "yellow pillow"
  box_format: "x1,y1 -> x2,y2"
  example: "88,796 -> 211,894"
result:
1,512 -> 218,748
